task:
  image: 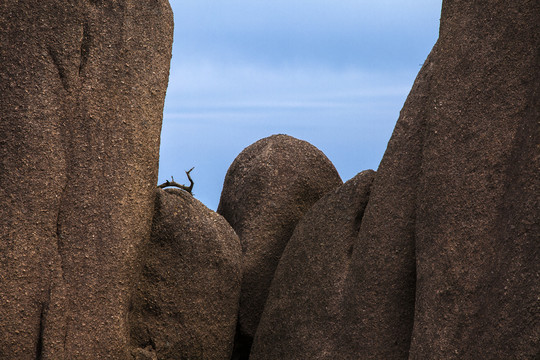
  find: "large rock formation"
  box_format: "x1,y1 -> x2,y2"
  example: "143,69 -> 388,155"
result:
250,171 -> 375,359
251,1 -> 539,359
217,134 -> 342,357
407,1 -> 539,357
1,0 -> 538,358
0,1 -> 173,358
129,188 -> 242,360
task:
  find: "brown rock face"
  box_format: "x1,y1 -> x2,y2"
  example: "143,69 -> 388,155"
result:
408,1 -> 539,358
250,171 -> 375,360
217,134 -> 342,355
129,189 -> 242,360
251,1 -> 539,359
0,1 -> 173,358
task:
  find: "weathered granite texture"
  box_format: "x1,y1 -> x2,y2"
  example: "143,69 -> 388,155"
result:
408,1 -> 539,358
1,0 -> 538,358
0,1 -> 173,358
130,189 -> 242,360
217,134 -> 342,358
250,171 -> 376,359
251,1 -> 539,359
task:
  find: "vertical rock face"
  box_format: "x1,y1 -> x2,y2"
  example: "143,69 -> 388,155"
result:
250,171 -> 375,360
0,1 -> 173,359
129,189 -> 242,360
408,1 -> 539,358
217,134 -> 342,356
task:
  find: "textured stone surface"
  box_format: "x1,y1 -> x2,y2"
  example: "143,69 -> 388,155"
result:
252,1 -> 539,359
217,134 -> 342,356
130,189 -> 242,360
250,171 -> 375,360
0,1 -> 173,358
408,1 -> 540,358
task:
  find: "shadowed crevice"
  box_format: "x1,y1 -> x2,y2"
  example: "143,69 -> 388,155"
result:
79,22 -> 91,77
36,304 -> 45,360
47,46 -> 70,92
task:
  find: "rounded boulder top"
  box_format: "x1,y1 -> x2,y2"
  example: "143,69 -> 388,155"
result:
217,134 -> 343,355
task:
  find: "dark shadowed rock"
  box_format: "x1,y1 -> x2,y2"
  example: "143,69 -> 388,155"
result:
251,1 -> 538,359
0,1 -> 173,358
250,171 -> 375,360
129,188 -> 242,360
217,134 -> 342,355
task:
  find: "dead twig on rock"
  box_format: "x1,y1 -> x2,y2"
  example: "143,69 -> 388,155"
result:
158,167 -> 194,194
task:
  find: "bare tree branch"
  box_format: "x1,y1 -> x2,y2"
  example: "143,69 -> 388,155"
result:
158,167 -> 195,194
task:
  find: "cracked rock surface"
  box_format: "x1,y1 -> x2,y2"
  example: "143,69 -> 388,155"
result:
0,1 -> 173,358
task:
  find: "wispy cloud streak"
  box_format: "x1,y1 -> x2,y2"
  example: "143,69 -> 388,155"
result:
159,1 -> 443,209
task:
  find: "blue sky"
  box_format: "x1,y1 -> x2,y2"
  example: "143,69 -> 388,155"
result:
158,1 -> 443,209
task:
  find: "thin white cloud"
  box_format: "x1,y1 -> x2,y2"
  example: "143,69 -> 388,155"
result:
165,60 -> 415,113
158,1 -> 443,209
